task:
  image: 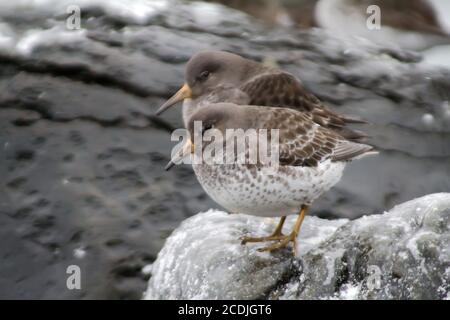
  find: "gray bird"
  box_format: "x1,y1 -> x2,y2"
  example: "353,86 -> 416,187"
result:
168,102 -> 375,253
156,50 -> 367,142
158,51 -> 374,254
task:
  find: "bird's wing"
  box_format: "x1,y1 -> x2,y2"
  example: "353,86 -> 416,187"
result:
261,108 -> 374,167
240,72 -> 367,141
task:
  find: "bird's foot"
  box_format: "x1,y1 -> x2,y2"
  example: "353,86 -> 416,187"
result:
241,216 -> 287,245
240,232 -> 286,245
256,231 -> 297,254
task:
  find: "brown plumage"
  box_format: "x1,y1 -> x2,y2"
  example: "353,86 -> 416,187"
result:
238,71 -> 368,141
187,103 -> 375,168
176,103 -> 376,254
156,50 -> 368,142
158,52 -> 377,254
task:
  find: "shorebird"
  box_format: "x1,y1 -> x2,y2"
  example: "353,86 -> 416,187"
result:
157,50 -> 374,253
156,50 -> 367,142
167,102 -> 375,253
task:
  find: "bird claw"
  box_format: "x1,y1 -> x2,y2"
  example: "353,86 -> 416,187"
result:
240,233 -> 286,245
256,232 -> 297,254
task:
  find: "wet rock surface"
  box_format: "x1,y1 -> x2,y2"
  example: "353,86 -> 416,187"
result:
0,1 -> 449,299
146,193 -> 450,300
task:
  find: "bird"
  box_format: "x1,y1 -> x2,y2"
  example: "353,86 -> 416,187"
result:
156,50 -> 373,253
155,50 -> 367,143
167,102 -> 376,253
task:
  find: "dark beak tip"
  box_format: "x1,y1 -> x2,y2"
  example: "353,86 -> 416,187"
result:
164,161 -> 175,171
154,106 -> 166,116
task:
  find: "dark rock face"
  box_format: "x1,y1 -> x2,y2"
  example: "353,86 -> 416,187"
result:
0,1 -> 449,299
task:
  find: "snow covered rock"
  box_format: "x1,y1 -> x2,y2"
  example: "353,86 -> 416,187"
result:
145,193 -> 450,300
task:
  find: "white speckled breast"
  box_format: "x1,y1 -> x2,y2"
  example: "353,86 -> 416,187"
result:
192,160 -> 345,217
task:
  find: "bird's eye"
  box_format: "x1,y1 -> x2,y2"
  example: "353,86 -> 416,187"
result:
198,70 -> 210,81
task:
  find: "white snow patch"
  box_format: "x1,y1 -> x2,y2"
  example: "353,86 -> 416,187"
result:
295,217 -> 347,257
73,247 -> 86,259
423,45 -> 450,69
189,2 -> 224,27
0,0 -> 169,25
323,248 -> 345,286
142,264 -> 153,276
16,27 -> 86,56
406,230 -> 433,260
338,283 -> 360,300
0,0 -> 170,56
422,113 -> 435,127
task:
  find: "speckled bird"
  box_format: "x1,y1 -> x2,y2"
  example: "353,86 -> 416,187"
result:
167,103 -> 376,253
156,50 -> 367,142
157,51 -> 375,253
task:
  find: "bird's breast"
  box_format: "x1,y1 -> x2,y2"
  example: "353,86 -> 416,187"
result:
192,161 -> 346,217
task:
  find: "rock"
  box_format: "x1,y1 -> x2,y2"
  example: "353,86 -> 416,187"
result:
1,0 -> 450,299
145,193 -> 450,300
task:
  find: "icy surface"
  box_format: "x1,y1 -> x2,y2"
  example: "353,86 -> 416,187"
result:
423,45 -> 450,70
0,0 -> 169,25
145,193 -> 450,300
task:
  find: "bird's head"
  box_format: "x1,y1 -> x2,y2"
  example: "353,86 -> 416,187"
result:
164,103 -> 254,170
155,51 -> 256,115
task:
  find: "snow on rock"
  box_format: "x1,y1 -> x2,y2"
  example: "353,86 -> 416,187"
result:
0,0 -> 169,25
423,45 -> 450,70
144,209 -> 347,300
145,193 -> 450,300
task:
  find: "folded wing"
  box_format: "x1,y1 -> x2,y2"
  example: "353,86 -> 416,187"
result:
240,72 -> 367,142
260,108 -> 375,167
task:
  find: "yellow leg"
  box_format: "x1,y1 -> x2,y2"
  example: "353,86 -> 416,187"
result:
241,216 -> 286,244
258,205 -> 309,254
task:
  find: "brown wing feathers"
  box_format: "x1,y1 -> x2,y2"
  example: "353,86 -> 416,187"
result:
240,72 -> 367,142
262,109 -> 374,167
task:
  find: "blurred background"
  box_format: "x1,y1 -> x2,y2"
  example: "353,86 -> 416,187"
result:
0,0 -> 449,299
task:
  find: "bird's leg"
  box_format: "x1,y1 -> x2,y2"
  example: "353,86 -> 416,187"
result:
272,215 -> 286,236
258,205 -> 309,254
241,216 -> 286,244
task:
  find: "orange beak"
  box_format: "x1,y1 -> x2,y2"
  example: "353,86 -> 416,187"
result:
156,84 -> 192,115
